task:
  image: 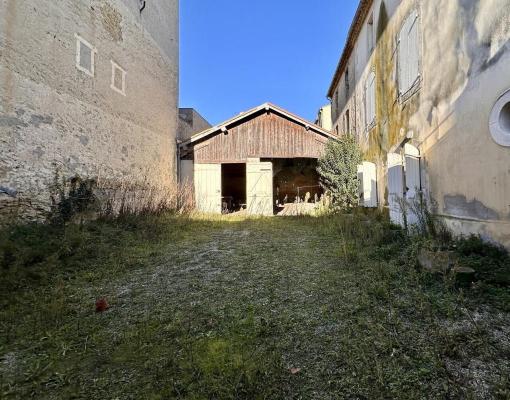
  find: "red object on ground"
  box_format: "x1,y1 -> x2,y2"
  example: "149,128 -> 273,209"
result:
95,297 -> 109,312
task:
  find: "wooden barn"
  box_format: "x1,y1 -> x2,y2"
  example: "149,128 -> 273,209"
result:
178,103 -> 336,215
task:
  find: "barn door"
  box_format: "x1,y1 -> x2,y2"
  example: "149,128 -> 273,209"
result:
387,153 -> 405,226
246,160 -> 273,216
194,163 -> 221,213
404,144 -> 421,225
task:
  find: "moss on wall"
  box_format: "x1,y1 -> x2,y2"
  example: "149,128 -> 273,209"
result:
365,1 -> 420,164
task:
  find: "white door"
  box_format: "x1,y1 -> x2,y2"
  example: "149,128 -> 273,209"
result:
246,161 -> 273,216
387,153 -> 405,226
194,163 -> 221,213
404,144 -> 421,225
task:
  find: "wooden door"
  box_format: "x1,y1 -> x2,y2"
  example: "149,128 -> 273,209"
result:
194,163 -> 221,214
246,161 -> 273,216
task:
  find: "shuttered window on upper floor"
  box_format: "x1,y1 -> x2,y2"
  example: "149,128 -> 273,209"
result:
365,70 -> 376,130
398,10 -> 420,98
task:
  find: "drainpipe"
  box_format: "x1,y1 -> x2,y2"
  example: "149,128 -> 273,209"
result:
176,139 -> 181,184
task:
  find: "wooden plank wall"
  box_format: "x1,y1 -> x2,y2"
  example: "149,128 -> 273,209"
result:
194,112 -> 329,163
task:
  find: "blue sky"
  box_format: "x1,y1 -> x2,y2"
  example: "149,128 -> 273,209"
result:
179,0 -> 359,125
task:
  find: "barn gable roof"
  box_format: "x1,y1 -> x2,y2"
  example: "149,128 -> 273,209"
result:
179,103 -> 337,146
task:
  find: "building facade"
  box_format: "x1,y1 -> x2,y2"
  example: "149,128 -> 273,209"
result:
315,104 -> 333,131
328,0 -> 510,247
0,0 -> 179,219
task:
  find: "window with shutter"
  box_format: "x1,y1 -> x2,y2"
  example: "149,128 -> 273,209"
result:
398,10 -> 420,98
365,71 -> 376,130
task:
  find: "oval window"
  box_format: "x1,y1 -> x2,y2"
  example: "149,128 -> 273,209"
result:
490,90 -> 510,146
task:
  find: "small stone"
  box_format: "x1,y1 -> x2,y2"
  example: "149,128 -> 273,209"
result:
417,249 -> 456,274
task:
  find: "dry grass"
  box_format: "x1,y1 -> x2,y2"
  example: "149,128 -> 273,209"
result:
95,177 -> 195,219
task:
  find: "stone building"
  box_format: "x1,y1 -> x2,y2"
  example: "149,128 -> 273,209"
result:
328,0 -> 510,247
0,0 -> 179,218
178,108 -> 211,142
177,108 -> 211,185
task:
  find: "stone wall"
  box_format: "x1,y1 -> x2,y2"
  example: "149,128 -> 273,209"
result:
0,0 -> 179,220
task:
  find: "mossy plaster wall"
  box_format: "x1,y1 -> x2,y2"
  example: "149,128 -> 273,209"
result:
331,0 -> 510,247
0,0 -> 179,219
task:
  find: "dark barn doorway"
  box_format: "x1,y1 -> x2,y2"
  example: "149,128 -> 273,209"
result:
221,163 -> 246,213
265,158 -> 323,206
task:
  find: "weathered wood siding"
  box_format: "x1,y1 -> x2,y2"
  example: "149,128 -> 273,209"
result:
194,112 -> 329,163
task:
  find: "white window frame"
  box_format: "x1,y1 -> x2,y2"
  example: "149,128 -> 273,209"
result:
75,34 -> 97,77
397,10 -> 421,102
110,60 -> 127,96
489,89 -> 510,147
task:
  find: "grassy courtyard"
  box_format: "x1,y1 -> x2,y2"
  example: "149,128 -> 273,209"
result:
1,214 -> 509,399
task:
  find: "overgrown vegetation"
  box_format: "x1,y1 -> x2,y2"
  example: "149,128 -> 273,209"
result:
49,174 -> 99,225
317,135 -> 362,210
395,193 -> 510,308
0,212 -> 508,399
47,171 -> 194,224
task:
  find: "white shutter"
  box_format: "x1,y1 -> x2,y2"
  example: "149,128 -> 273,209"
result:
363,162 -> 378,208
370,73 -> 376,124
365,71 -> 376,128
365,80 -> 370,128
408,11 -> 420,87
399,11 -> 420,95
387,153 -> 405,226
398,21 -> 408,95
404,144 -> 421,225
357,164 -> 364,205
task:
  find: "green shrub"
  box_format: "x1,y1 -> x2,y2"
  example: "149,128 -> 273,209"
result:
317,135 -> 362,211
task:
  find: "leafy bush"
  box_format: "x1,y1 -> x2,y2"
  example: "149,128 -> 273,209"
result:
317,135 -> 362,210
